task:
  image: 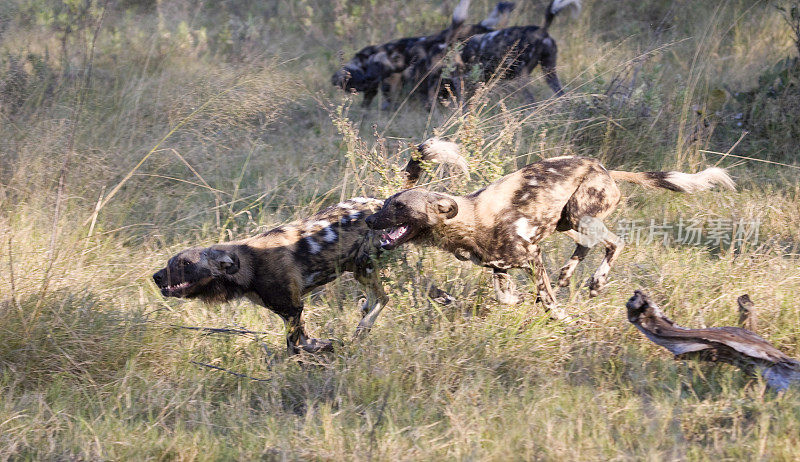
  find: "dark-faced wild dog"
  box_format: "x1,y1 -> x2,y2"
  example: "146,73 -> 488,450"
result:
331,37 -> 424,109
440,0 -> 581,105
331,0 -> 514,110
366,139 -> 735,317
152,145 -> 466,355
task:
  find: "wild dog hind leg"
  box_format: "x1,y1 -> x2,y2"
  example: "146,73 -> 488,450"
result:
589,227 -> 623,297
557,216 -> 622,297
380,73 -> 402,111
557,219 -> 602,287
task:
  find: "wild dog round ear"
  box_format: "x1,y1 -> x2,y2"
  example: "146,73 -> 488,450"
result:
208,248 -> 240,274
432,196 -> 458,219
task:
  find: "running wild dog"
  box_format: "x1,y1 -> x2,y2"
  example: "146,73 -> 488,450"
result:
443,0 -> 582,104
366,139 -> 736,316
152,146 -> 466,355
331,0 -> 514,109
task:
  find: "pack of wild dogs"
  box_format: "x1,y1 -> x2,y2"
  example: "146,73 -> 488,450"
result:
153,0 -> 737,356
331,0 -> 569,109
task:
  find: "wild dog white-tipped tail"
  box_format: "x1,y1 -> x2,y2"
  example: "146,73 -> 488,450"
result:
403,137 -> 470,188
660,167 -> 736,193
452,0 -> 471,27
610,167 -> 736,193
551,0 -> 582,16
417,137 -> 470,177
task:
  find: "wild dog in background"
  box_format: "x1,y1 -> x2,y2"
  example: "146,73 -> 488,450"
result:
366,139 -> 735,317
152,145 -> 467,355
442,0 -> 582,105
407,1 -> 516,107
331,37 -> 424,109
331,0 -> 514,110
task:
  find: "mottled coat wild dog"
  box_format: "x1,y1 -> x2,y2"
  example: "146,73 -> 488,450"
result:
152,146 -> 464,355
366,140 -> 736,316
444,0 -> 582,104
331,0 -> 513,109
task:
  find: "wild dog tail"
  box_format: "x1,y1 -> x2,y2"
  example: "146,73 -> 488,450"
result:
452,0 -> 470,29
480,2 -> 516,29
609,167 -> 736,193
403,137 -> 470,189
438,0 -> 472,45
544,0 -> 582,30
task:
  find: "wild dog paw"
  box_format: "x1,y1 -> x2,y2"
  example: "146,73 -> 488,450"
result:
428,285 -> 458,306
534,289 -> 556,306
298,338 -> 335,353
549,307 -> 574,324
497,291 -> 524,305
588,277 -> 607,297
352,324 -> 372,341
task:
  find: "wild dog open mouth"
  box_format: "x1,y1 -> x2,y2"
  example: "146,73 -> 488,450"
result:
380,225 -> 409,248
162,281 -> 194,295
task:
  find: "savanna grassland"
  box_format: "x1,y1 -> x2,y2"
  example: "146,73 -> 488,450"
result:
1,0 -> 800,459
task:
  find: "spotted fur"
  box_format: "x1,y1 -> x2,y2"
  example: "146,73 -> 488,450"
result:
366,139 -> 735,315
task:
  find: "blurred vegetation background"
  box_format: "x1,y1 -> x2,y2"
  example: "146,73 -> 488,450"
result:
1,0 -> 799,459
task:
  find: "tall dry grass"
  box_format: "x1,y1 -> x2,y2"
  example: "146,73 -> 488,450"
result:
1,0 -> 800,459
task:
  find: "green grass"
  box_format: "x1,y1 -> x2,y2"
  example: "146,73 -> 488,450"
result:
1,0 -> 800,459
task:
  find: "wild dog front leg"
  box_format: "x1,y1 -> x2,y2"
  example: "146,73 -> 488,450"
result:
353,269 -> 389,340
528,245 -> 558,308
261,288 -> 333,355
281,311 -> 334,355
492,268 -> 523,305
380,73 -> 402,111
361,88 -> 378,108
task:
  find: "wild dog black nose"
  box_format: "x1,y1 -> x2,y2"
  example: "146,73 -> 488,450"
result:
365,214 -> 377,228
152,269 -> 165,286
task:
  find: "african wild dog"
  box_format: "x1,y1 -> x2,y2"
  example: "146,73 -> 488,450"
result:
440,0 -> 582,105
152,145 -> 467,355
331,0 -> 514,110
366,139 -> 735,317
